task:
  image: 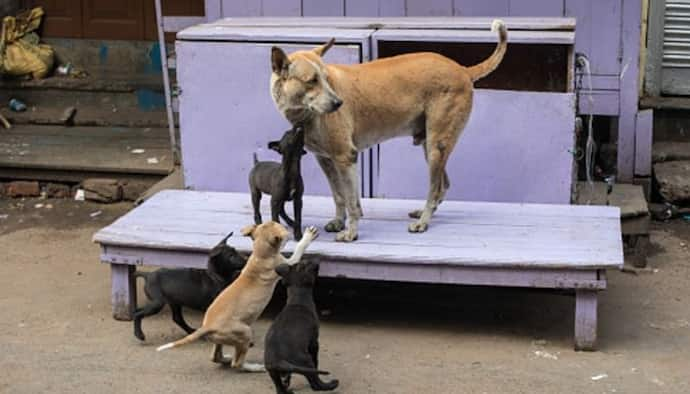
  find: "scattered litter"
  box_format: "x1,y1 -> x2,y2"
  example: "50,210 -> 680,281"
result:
653,269 -> 660,274
532,339 -> 548,346
60,106 -> 77,126
34,203 -> 44,208
681,241 -> 687,248
56,62 -> 73,75
651,377 -> 665,386
147,157 -> 159,164
320,309 -> 332,317
648,319 -> 689,330
683,214 -> 690,222
45,204 -> 53,209
591,374 -> 608,381
90,210 -> 102,218
630,367 -> 638,373
76,271 -> 82,276
534,350 -> 559,360
0,214 -> 8,220
9,98 -> 27,112
131,149 -> 146,154
87,303 -> 92,309
74,189 -> 85,201
18,322 -> 26,328
365,354 -> 371,360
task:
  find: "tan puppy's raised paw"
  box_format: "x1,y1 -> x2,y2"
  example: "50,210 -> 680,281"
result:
302,226 -> 319,242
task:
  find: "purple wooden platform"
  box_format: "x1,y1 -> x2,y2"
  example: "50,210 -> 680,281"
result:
94,190 -> 623,350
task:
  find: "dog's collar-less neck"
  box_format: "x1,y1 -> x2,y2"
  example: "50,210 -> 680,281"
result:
286,287 -> 316,309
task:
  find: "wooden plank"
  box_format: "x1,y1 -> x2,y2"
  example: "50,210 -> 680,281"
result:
102,245 -> 603,289
177,26 -> 373,41
577,90 -> 620,116
203,16 -> 576,30
575,181 -> 608,206
372,29 -> 574,44
220,0 -> 260,16
608,184 -> 648,218
345,0 -> 380,16
508,0 -> 564,16
302,0 -> 344,16
93,190 -> 624,269
453,0 -> 509,16
261,0 -> 301,16
405,0 -> 454,16
640,96 -> 690,111
618,0 -> 642,183
635,109 -> 654,176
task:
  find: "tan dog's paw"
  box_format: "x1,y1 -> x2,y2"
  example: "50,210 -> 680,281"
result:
335,229 -> 358,242
408,209 -> 423,219
324,218 -> 345,232
303,226 -> 319,241
408,220 -> 428,233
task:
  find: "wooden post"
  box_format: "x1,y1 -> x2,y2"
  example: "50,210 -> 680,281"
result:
574,289 -> 598,351
111,264 -> 136,321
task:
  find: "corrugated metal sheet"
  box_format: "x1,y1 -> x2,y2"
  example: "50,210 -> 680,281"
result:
664,0 -> 690,68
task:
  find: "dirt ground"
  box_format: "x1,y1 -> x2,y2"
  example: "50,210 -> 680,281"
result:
1,197 -> 689,394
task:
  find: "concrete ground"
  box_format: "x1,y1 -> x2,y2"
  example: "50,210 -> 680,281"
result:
1,197 -> 689,394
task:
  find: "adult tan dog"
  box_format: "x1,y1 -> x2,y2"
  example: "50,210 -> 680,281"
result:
270,20 -> 507,242
156,222 -> 319,372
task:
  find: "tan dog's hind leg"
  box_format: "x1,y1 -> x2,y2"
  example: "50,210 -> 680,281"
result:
316,155 -> 347,232
334,163 -> 362,242
409,142 -> 451,219
212,344 -> 232,365
409,98 -> 471,233
228,325 -> 265,372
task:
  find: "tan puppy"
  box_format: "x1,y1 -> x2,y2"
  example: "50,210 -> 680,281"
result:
156,222 -> 319,372
270,20 -> 507,242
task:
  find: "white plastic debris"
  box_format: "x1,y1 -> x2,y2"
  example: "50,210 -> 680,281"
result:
90,211 -> 102,218
365,354 -> 371,360
34,203 -> 44,208
147,157 -> 159,164
534,350 -> 558,360
74,189 -> 85,201
591,374 -> 608,381
131,148 -> 146,154
0,214 -> 8,220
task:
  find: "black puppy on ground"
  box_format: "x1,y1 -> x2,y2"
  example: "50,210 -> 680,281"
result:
132,232 -> 247,341
264,258 -> 339,394
249,125 -> 306,240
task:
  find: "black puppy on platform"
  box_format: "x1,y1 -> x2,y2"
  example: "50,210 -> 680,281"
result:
132,232 -> 247,341
249,125 -> 306,240
264,258 -> 339,394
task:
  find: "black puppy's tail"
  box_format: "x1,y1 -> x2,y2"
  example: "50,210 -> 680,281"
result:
271,361 -> 330,375
220,231 -> 233,244
253,152 -> 258,165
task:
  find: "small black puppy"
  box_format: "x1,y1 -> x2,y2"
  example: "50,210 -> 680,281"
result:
132,232 -> 247,341
264,258 -> 339,394
249,125 -> 306,240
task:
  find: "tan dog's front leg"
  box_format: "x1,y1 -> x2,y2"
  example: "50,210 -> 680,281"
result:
286,226 -> 319,265
334,163 -> 361,242
316,155 -> 347,232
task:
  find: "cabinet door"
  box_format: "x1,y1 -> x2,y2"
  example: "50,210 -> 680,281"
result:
25,0 -> 83,38
374,90 -> 576,204
177,41 -> 362,196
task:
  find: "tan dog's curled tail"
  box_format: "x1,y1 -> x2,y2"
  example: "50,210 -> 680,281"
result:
467,19 -> 508,82
156,327 -> 211,352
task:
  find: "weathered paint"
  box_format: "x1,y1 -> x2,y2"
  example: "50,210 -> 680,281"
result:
574,289 -> 598,351
135,89 -> 166,111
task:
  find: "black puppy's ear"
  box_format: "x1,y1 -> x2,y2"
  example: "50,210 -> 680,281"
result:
275,263 -> 290,277
271,47 -> 290,75
268,140 -> 281,154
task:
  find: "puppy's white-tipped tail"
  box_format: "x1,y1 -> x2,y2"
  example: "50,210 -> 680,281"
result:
156,343 -> 175,352
491,19 -> 505,33
467,19 -> 508,82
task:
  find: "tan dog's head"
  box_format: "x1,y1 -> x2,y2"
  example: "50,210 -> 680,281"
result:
269,39 -> 343,122
241,221 -> 290,258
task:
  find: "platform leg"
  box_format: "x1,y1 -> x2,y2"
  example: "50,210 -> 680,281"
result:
111,264 -> 136,321
574,290 -> 598,351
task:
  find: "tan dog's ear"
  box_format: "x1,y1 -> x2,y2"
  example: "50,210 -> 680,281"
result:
271,47 -> 290,75
313,38 -> 335,57
240,224 -> 257,239
269,235 -> 282,248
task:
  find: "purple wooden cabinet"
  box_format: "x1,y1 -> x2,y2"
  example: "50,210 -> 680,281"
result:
176,26 -> 373,195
